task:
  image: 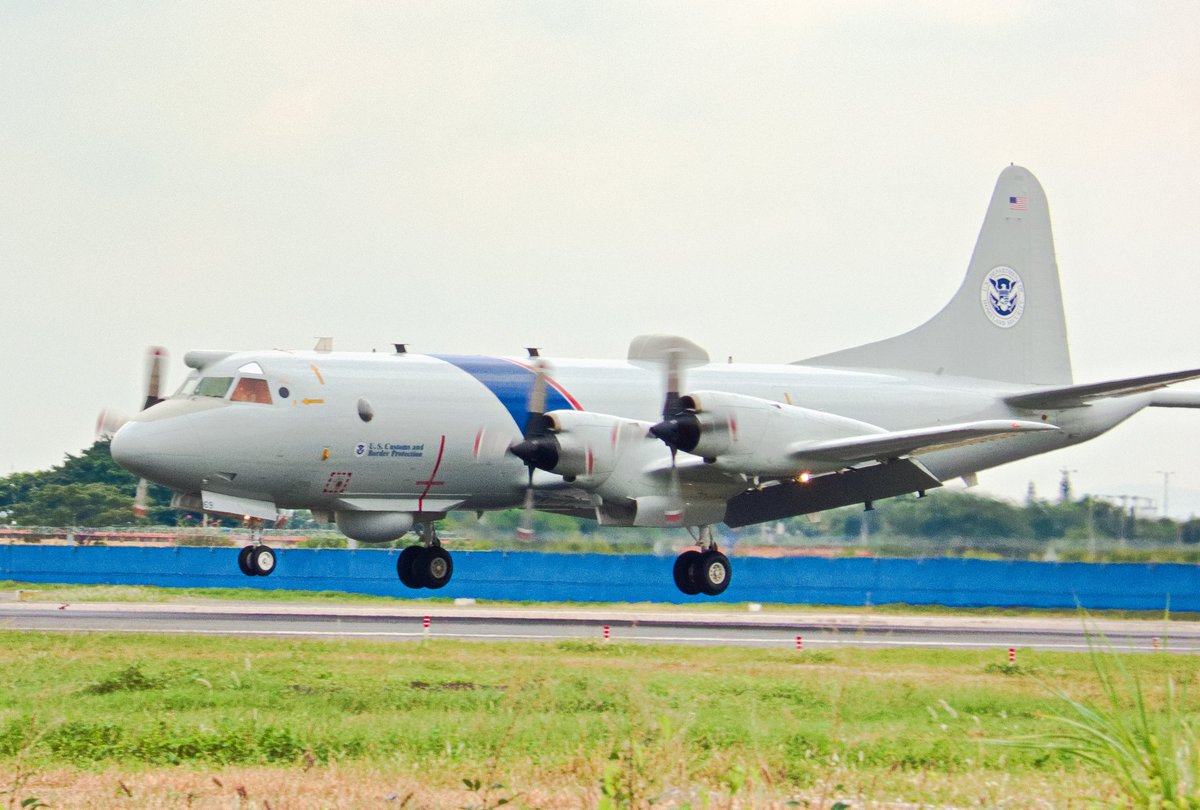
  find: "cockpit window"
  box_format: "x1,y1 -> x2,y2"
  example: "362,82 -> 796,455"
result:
175,376 -> 200,397
194,377 -> 234,398
231,377 -> 273,404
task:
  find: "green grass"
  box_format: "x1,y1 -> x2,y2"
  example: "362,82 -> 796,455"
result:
1,631 -> 1198,805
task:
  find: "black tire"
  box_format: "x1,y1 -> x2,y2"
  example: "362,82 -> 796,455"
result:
672,550 -> 702,595
237,545 -> 256,577
418,546 -> 453,590
250,545 -> 276,577
396,546 -> 424,589
694,549 -> 731,596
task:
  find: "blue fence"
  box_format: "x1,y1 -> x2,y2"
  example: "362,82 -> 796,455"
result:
1,545 -> 1196,610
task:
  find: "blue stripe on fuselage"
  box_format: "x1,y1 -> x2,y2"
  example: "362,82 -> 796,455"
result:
431,355 -> 578,429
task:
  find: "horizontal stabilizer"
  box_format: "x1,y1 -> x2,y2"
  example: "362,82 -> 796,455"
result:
1005,368 -> 1200,410
1150,390 -> 1200,409
789,419 -> 1057,466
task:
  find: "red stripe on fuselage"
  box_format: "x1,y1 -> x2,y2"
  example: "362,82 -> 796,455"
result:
416,434 -> 447,512
499,357 -> 584,410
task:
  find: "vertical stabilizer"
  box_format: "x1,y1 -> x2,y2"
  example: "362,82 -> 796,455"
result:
802,166 -> 1072,385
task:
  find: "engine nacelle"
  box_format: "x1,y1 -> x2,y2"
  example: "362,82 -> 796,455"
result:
677,391 -> 884,476
540,410 -> 646,483
335,511 -> 414,543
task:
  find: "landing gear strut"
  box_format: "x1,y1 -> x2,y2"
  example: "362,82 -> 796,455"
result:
672,526 -> 730,596
397,522 -> 454,590
237,522 -> 276,577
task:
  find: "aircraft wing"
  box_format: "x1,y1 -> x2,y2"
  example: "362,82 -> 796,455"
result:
788,419 -> 1058,466
1004,368 -> 1200,410
531,488 -> 600,520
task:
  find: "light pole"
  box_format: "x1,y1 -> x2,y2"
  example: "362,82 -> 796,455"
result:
1156,471 -> 1175,519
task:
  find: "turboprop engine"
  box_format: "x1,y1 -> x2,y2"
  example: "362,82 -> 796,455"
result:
511,410 -> 648,485
650,390 -> 887,477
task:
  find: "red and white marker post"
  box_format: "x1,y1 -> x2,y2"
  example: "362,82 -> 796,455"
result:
603,625 -> 611,642
1008,647 -> 1016,664
796,635 -> 803,651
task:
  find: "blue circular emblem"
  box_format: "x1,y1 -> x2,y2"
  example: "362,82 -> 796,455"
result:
354,442 -> 367,457
980,266 -> 1025,328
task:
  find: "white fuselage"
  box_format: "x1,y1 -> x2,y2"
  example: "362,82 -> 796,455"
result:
111,349 -> 1148,523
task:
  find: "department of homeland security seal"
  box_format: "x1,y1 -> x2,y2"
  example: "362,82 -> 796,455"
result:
980,265 -> 1025,328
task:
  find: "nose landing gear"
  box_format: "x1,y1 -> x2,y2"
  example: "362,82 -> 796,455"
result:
672,526 -> 731,596
397,522 -> 454,590
237,523 -> 276,577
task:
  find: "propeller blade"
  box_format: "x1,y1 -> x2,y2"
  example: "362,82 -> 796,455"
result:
648,348 -> 700,454
95,408 -> 129,439
664,448 -> 684,526
517,481 -> 536,541
509,358 -> 561,471
662,348 -> 682,421
133,478 -> 149,518
525,358 -> 549,434
142,346 -> 168,411
509,357 -> 560,541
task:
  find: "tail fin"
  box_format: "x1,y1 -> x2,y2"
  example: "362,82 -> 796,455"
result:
802,165 -> 1072,385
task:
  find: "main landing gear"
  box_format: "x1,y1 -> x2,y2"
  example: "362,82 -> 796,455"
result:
396,523 -> 454,590
672,526 -> 731,596
237,524 -> 276,577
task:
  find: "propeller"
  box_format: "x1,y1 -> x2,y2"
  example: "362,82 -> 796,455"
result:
647,349 -> 701,456
647,349 -> 694,525
508,359 -> 557,540
142,346 -> 167,411
97,346 -> 169,519
96,346 -> 170,439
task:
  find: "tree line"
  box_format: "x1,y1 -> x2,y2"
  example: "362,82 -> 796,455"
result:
2,442 -> 1197,545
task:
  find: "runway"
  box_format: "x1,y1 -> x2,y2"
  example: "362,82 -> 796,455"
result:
1,598 -> 1196,653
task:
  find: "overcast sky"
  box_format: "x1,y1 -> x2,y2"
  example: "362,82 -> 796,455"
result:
3,2 -> 1200,516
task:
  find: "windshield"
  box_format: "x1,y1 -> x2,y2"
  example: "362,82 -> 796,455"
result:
174,375 -> 200,397
194,377 -> 234,398
231,377 -> 273,404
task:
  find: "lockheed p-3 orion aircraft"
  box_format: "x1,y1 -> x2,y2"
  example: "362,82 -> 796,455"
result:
109,166 -> 1200,596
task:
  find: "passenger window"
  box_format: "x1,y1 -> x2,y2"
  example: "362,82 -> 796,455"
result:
231,377 -> 273,404
194,377 -> 234,398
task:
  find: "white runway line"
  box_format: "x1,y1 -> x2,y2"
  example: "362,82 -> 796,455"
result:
16,622 -> 1190,653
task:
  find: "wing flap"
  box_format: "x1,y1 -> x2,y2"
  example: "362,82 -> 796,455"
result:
789,419 -> 1058,466
724,459 -> 942,527
1005,368 -> 1200,409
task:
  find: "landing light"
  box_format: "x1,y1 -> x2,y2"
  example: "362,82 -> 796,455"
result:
796,471 -> 813,484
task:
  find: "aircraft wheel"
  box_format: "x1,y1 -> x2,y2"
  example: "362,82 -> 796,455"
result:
396,546 -> 424,589
417,546 -> 453,590
672,550 -> 702,595
237,545 -> 256,577
694,549 -> 731,596
250,546 -> 277,577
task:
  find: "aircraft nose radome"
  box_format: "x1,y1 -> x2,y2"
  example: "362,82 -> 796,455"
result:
109,422 -> 159,480
109,422 -> 139,472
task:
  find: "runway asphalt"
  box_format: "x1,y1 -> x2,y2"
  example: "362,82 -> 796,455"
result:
1,599 -> 1196,653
